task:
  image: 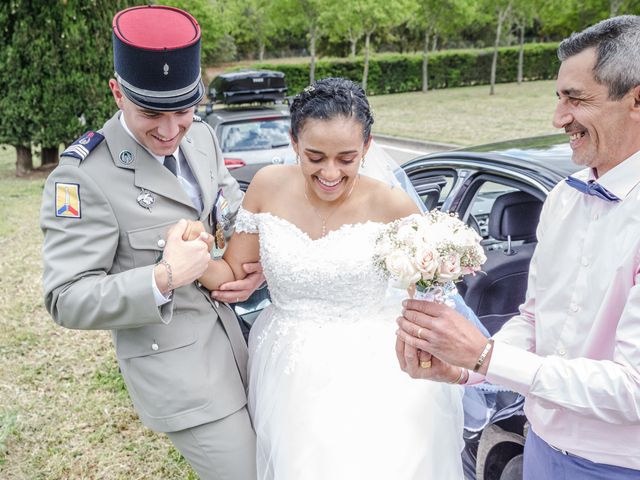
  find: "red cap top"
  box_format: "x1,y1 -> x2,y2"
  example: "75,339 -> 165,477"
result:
113,5 -> 200,51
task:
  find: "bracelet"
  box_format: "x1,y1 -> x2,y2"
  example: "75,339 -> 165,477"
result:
158,259 -> 173,292
449,368 -> 468,385
473,339 -> 494,372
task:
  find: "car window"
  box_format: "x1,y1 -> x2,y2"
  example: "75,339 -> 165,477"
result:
220,118 -> 291,152
408,169 -> 458,211
468,181 -> 518,237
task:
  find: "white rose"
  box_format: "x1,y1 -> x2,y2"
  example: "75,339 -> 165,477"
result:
385,251 -> 421,288
453,227 -> 481,248
438,253 -> 462,282
422,222 -> 450,244
396,223 -> 418,244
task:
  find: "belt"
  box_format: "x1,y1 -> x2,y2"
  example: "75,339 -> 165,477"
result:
545,442 -> 582,458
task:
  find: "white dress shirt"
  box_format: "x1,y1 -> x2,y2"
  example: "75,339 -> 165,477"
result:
485,150 -> 640,469
119,114 -> 204,306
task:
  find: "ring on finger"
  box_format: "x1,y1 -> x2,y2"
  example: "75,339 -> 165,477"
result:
417,327 -> 423,340
420,359 -> 432,369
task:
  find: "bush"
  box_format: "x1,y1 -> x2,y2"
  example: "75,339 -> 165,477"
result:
252,43 -> 560,96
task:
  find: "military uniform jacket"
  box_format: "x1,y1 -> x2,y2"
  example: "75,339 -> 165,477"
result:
40,112 -> 248,432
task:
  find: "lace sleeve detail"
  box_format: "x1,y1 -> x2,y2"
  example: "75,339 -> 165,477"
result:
234,206 -> 259,234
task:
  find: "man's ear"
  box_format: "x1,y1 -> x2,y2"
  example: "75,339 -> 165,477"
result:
109,79 -> 125,110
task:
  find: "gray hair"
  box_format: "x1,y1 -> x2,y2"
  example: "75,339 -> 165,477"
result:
558,15 -> 640,100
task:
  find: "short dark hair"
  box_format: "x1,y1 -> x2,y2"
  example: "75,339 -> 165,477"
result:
289,77 -> 374,143
558,15 -> 640,100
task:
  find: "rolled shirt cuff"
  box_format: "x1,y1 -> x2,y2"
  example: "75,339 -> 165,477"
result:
485,341 -> 544,396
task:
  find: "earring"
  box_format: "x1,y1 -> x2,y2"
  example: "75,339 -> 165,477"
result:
361,156 -> 366,168
296,154 -> 300,164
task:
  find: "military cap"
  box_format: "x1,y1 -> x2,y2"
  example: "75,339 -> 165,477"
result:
112,5 -> 205,111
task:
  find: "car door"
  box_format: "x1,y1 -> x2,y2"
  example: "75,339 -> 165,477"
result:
404,157 -> 547,335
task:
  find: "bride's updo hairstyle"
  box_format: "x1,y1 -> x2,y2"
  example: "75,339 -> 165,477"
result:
289,77 -> 374,143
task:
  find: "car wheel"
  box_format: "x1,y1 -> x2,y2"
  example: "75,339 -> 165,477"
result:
476,424 -> 525,480
499,454 -> 523,480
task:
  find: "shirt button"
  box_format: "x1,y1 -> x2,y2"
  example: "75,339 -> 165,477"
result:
581,256 -> 589,267
570,303 -> 579,313
593,213 -> 599,221
151,342 -> 159,351
157,239 -> 166,248
557,348 -> 566,356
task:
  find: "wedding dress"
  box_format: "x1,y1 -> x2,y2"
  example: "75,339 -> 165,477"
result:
238,207 -> 465,480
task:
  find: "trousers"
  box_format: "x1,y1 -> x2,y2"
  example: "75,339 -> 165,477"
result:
167,406 -> 257,480
523,429 -> 640,480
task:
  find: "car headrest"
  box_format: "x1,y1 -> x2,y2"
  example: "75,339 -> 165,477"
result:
488,191 -> 542,242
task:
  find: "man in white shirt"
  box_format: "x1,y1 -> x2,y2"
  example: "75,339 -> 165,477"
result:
396,15 -> 640,478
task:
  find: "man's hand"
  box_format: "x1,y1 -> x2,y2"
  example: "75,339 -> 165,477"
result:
154,219 -> 211,294
396,299 -> 488,371
211,262 -> 265,303
395,334 -> 462,382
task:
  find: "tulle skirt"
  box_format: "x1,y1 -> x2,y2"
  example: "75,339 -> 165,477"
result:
248,304 -> 465,480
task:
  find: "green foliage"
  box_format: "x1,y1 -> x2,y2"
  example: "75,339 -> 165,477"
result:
0,0 -> 240,152
255,42 -> 560,96
164,0 -> 237,64
0,0 -> 133,150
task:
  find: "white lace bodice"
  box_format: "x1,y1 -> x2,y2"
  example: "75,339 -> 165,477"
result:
235,206 -> 388,322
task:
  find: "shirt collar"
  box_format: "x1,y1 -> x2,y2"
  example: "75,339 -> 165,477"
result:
574,149 -> 640,200
118,112 -> 180,166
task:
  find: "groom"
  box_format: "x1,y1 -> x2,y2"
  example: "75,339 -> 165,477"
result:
396,15 -> 640,479
40,5 -> 260,479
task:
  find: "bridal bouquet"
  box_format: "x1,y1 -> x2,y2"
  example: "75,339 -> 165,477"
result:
373,211 -> 486,302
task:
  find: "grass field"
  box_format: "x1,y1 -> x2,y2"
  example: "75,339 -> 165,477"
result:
0,79 -> 562,479
370,79 -> 559,146
0,150 -> 196,479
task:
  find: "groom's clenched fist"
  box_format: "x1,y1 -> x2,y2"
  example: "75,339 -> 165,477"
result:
154,219 -> 211,294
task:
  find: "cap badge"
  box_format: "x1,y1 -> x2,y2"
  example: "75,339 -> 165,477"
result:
163,63 -> 169,76
137,189 -> 155,211
119,150 -> 134,165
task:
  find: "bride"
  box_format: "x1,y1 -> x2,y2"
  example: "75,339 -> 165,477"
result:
195,78 -> 466,479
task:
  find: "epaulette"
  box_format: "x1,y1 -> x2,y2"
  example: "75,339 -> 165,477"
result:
193,114 -> 202,122
61,131 -> 105,162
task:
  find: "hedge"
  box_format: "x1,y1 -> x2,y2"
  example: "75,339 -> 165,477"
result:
252,43 -> 560,96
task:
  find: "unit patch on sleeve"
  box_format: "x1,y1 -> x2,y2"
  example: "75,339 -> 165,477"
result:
55,182 -> 81,218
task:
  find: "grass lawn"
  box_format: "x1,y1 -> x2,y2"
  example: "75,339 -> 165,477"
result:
370,79 -> 560,146
0,79 -> 563,479
0,149 -> 196,479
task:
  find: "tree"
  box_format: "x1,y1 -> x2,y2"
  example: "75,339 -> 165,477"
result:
0,0 -> 131,176
511,0 -> 538,85
487,0 -> 513,95
227,0 -> 281,61
322,0 -> 365,58
409,0 -> 477,93
349,0 -> 413,92
165,0 -> 237,64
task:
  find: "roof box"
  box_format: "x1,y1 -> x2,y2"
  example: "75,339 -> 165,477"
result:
208,69 -> 287,105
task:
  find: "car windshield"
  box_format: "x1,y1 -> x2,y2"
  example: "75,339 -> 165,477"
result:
220,118 -> 291,153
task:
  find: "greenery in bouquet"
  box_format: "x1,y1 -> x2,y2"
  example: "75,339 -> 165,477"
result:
373,211 -> 487,290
